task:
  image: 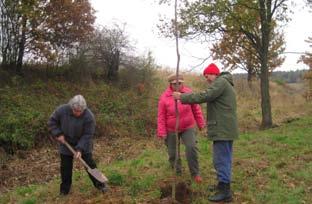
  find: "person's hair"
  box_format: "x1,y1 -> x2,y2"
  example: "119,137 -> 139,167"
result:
68,95 -> 87,111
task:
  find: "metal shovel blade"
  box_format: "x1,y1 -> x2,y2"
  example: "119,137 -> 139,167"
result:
88,168 -> 108,183
63,141 -> 108,183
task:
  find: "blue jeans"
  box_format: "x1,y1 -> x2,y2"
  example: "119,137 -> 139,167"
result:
213,141 -> 233,183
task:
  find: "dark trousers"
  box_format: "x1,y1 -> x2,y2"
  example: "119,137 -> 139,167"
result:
165,128 -> 199,177
213,141 -> 233,184
60,153 -> 103,193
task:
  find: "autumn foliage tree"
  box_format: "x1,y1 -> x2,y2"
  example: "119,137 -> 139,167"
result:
300,37 -> 312,100
0,0 -> 95,74
175,0 -> 289,128
211,25 -> 285,84
300,37 -> 312,68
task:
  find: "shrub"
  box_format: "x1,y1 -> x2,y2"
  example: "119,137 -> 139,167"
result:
0,104 -> 45,153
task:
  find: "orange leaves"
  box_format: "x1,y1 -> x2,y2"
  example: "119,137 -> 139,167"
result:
299,37 -> 312,69
1,0 -> 96,67
41,0 -> 95,47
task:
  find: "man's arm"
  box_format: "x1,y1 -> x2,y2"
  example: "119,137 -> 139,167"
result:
191,104 -> 206,129
47,106 -> 64,138
175,78 -> 227,104
76,116 -> 95,153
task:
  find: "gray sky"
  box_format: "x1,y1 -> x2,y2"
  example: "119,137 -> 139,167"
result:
90,0 -> 312,73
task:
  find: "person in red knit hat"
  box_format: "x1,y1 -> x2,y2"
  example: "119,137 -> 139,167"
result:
203,63 -> 220,75
203,63 -> 220,84
173,63 -> 238,202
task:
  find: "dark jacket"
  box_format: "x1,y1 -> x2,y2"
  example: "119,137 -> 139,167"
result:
180,72 -> 239,141
48,104 -> 95,155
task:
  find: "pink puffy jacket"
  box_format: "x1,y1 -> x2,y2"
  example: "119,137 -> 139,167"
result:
157,85 -> 206,138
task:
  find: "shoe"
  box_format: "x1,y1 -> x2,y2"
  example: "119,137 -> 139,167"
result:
194,175 -> 202,184
207,182 -> 221,192
59,191 -> 69,196
208,182 -> 232,202
97,183 -> 109,193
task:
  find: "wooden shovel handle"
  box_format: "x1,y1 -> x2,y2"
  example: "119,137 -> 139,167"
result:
63,141 -> 91,170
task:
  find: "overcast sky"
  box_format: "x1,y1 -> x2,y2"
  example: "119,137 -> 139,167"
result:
90,0 -> 312,73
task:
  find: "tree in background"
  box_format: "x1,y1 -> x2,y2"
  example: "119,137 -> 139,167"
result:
58,24 -> 154,83
0,0 -> 95,74
300,37 -> 312,68
174,0 -> 289,129
211,24 -> 285,86
300,37 -> 312,100
87,25 -> 130,81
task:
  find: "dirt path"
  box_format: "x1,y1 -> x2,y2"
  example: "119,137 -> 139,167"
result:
0,136 -> 158,194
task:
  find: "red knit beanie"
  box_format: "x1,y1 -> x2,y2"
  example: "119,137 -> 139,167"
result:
203,63 -> 220,76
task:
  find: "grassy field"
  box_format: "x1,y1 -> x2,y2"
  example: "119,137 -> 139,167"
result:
1,116 -> 311,204
1,69 -> 311,203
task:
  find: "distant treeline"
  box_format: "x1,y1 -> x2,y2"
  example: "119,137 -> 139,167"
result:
233,70 -> 308,83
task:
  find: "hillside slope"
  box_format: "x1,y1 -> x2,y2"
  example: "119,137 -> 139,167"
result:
1,70 -> 311,203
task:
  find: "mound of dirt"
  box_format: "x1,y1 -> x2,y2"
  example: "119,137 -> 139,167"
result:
160,182 -> 192,204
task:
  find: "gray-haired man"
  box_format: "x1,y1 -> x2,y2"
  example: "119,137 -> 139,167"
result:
48,95 -> 108,195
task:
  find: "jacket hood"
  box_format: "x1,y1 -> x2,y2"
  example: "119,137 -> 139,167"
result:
219,72 -> 234,86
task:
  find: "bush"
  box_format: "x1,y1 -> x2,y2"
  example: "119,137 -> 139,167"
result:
118,52 -> 157,91
0,72 -> 159,153
0,91 -> 46,153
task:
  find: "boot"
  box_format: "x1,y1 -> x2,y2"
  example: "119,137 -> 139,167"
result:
208,182 -> 232,202
96,182 -> 109,193
207,182 -> 221,192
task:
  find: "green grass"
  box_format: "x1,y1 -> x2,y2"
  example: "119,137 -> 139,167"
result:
1,116 -> 311,203
0,78 -> 157,153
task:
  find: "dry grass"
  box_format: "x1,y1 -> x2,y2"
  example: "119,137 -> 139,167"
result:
155,69 -> 311,132
235,79 -> 310,131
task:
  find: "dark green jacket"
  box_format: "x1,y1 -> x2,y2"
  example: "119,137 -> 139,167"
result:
181,72 -> 238,141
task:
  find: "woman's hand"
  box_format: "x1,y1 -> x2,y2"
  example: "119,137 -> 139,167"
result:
172,92 -> 181,100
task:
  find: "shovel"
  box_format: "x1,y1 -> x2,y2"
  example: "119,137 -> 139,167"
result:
63,141 -> 108,183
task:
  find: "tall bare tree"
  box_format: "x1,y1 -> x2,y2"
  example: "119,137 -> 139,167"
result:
87,25 -> 130,81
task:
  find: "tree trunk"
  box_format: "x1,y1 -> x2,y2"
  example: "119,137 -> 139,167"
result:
16,17 -> 27,74
260,59 -> 272,129
107,50 -> 119,81
258,0 -> 273,129
1,11 -> 9,68
259,27 -> 272,128
247,62 -> 253,89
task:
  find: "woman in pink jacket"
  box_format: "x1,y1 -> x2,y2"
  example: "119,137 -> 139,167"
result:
157,74 -> 205,183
